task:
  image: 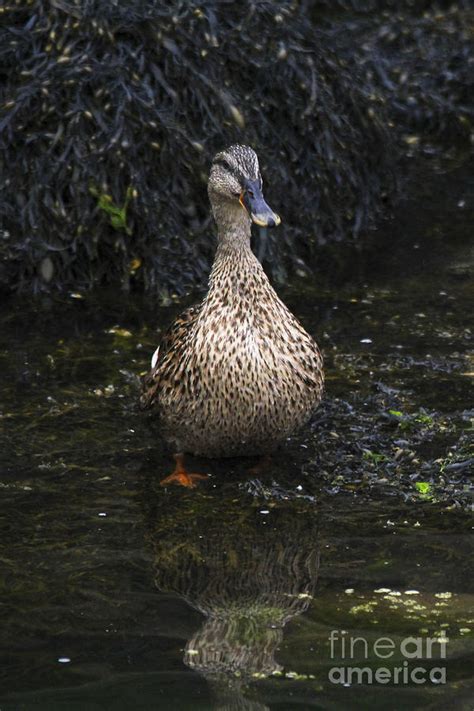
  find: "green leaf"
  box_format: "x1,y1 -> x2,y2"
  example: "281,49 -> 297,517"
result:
90,184 -> 133,234
363,450 -> 389,464
415,482 -> 432,495
415,412 -> 434,426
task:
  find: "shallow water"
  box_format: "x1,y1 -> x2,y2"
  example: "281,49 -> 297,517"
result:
0,160 -> 473,710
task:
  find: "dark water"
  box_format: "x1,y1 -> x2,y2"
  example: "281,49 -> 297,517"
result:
0,161 -> 473,710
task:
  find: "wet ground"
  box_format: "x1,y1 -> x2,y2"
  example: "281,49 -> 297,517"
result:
0,157 -> 473,709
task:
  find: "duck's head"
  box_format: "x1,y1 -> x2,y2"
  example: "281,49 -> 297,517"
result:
208,144 -> 281,228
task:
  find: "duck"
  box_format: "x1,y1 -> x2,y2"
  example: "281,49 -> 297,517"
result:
140,144 -> 324,487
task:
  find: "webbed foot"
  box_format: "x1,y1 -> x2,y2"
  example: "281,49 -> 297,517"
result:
160,454 -> 208,489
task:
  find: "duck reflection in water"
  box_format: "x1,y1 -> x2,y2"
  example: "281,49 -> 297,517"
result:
145,475 -> 320,711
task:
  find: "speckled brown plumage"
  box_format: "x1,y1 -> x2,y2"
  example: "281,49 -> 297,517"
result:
140,145 -> 324,457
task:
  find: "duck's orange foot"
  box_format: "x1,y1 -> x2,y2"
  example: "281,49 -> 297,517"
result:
160,454 -> 208,489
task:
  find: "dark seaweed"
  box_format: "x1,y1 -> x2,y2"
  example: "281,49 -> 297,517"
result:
0,1 -> 472,294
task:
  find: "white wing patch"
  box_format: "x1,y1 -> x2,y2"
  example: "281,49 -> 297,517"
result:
151,346 -> 160,369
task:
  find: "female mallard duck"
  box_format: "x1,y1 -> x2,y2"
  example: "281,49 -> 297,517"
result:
140,145 -> 324,486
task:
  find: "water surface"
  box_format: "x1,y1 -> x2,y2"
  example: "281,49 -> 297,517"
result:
0,160 -> 472,710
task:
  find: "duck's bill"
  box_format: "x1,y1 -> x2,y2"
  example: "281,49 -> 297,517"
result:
240,182 -> 281,228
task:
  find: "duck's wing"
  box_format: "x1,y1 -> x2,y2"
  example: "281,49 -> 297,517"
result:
139,303 -> 201,411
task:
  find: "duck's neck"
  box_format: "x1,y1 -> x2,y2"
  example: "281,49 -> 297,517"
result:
208,202 -> 261,291
212,201 -> 252,251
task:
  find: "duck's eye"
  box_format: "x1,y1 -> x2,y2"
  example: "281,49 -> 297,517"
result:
247,189 -> 255,199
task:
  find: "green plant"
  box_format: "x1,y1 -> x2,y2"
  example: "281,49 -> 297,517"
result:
89,185 -> 135,235
363,450 -> 390,464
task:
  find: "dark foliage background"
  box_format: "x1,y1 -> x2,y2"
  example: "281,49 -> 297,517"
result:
0,0 -> 472,294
